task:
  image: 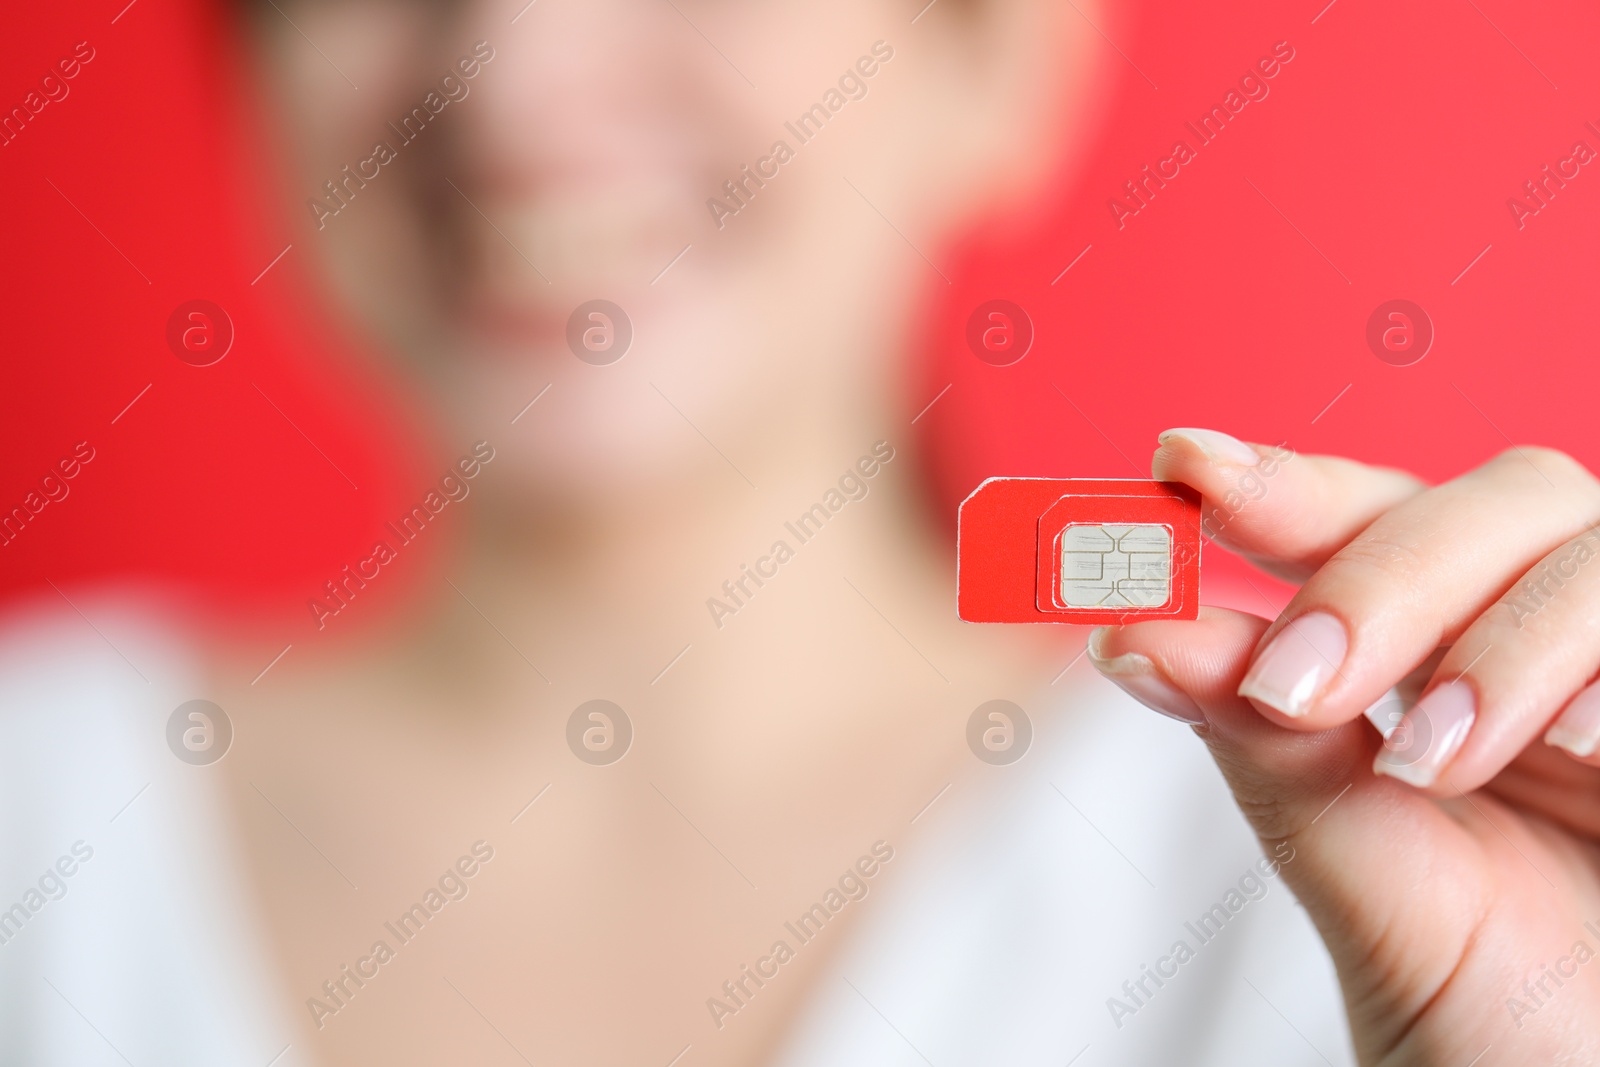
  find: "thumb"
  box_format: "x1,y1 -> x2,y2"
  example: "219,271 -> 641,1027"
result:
1090,608 -> 1489,1059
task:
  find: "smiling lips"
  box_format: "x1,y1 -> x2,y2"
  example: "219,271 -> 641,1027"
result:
450,176 -> 704,340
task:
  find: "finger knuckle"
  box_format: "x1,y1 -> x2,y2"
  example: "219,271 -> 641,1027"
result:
1493,445 -> 1598,494
1208,748 -> 1304,840
1232,790 -> 1300,842
1477,599 -> 1528,640
1325,532 -> 1430,586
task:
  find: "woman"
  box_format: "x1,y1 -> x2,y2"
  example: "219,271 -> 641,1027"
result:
3,0 -> 1597,1063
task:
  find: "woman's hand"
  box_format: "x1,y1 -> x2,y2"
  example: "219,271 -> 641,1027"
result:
1090,429 -> 1600,1065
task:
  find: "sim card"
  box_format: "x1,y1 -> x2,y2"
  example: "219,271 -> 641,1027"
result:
957,478 -> 1202,624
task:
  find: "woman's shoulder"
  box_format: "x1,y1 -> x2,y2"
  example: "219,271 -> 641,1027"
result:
0,590 -> 205,796
0,588 -> 200,698
0,591 -> 306,1067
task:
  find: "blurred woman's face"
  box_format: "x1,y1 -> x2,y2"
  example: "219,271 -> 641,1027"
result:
253,0 -> 1089,506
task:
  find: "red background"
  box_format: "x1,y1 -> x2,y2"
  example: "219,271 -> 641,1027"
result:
4,0 -> 1599,632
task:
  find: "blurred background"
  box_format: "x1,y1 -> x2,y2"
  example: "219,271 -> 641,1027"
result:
5,0 -> 1598,630
4,2 -> 1600,1066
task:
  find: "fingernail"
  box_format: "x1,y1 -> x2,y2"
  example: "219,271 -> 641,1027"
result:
1088,628 -> 1205,725
1237,611 -> 1348,718
1157,428 -> 1261,467
1373,681 -> 1476,787
1546,680 -> 1600,758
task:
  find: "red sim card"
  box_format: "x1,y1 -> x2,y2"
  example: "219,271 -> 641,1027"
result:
957,478 -> 1202,624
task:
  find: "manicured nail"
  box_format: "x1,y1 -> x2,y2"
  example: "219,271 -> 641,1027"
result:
1373,680 -> 1476,787
1157,428 -> 1261,467
1088,628 -> 1205,725
1546,680 -> 1600,758
1237,611 -> 1348,718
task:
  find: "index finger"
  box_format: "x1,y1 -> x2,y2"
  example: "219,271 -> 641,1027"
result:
1153,428 -> 1427,583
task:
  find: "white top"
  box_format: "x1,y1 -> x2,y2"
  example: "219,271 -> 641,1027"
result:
772,666 -> 1355,1066
0,599 -> 305,1067
0,600 -> 1352,1065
